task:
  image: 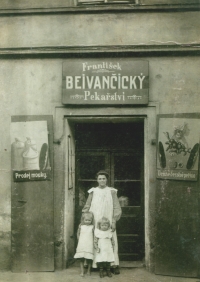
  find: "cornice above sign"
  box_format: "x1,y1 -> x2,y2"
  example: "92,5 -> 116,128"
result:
62,59 -> 149,106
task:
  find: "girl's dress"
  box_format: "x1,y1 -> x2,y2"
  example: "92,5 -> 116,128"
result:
83,187 -> 121,267
74,225 -> 94,260
95,228 -> 115,263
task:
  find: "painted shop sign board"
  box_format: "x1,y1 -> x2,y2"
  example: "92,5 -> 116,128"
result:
157,116 -> 200,181
11,121 -> 51,182
13,170 -> 51,182
62,59 -> 149,105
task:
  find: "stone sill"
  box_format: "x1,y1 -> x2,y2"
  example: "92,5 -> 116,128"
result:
0,4 -> 199,15
0,44 -> 199,57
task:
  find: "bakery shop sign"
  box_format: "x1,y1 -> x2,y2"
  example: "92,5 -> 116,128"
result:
157,116 -> 200,181
11,121 -> 51,182
62,59 -> 149,105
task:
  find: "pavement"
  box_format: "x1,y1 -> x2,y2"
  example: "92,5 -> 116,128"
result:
0,265 -> 199,282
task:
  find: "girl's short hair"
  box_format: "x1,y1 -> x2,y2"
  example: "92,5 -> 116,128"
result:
97,217 -> 111,229
96,170 -> 109,179
81,212 -> 94,224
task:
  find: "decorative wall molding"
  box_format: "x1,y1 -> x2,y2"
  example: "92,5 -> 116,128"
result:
0,44 -> 199,57
0,4 -> 199,15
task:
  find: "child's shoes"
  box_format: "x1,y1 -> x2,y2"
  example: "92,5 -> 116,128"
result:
106,270 -> 112,278
115,266 -> 120,274
99,269 -> 104,278
111,266 -> 120,275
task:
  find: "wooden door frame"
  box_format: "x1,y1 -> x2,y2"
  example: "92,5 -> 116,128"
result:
55,104 -> 158,270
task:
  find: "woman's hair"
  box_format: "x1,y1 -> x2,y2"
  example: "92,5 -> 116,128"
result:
96,170 -> 109,179
81,212 -> 93,225
97,217 -> 111,230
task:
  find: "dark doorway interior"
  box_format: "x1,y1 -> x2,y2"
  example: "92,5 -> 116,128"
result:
75,121 -> 144,262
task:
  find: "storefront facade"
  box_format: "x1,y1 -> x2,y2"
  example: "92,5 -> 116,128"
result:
0,1 -> 200,278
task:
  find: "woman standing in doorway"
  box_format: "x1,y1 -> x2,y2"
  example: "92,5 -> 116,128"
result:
82,170 -> 122,274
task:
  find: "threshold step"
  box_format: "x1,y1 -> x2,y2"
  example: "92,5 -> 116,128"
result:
119,253 -> 143,261
120,261 -> 144,268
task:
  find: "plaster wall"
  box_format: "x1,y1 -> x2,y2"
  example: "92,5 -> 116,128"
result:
0,55 -> 199,270
0,12 -> 199,48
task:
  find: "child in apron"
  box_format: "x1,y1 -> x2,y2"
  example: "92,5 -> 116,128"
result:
74,212 -> 94,277
94,217 -> 115,278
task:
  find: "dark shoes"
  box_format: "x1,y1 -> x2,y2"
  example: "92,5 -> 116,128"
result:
115,266 -> 120,275
106,270 -> 112,277
111,266 -> 120,275
99,269 -> 104,278
100,266 -> 119,278
99,269 -> 112,278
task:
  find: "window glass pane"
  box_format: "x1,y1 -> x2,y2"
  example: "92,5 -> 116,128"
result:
76,180 -> 97,233
114,155 -> 141,180
75,123 -> 144,150
115,181 -> 141,206
78,180 -> 97,206
78,0 -> 104,3
77,0 -> 196,5
78,155 -> 105,179
78,0 -> 136,4
143,0 -> 197,3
